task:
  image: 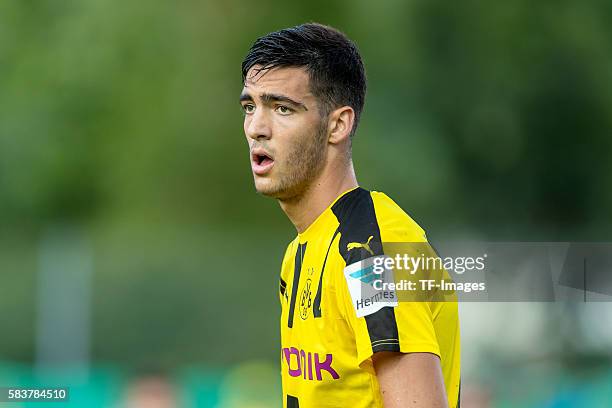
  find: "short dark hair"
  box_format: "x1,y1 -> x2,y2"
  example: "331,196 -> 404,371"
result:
241,23 -> 367,137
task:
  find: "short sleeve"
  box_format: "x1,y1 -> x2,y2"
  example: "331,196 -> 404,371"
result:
337,266 -> 441,367
330,188 -> 442,366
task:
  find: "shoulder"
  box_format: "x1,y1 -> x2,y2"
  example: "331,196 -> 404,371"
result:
330,187 -> 427,264
370,191 -> 427,243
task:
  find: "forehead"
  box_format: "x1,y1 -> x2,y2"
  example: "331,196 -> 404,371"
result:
242,65 -> 312,97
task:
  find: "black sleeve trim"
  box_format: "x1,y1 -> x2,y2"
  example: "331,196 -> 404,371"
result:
372,343 -> 401,353
331,188 -> 401,350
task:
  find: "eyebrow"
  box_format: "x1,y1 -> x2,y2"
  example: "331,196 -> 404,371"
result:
239,92 -> 308,111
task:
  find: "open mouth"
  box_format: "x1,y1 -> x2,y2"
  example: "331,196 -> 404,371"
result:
254,153 -> 274,166
251,149 -> 275,175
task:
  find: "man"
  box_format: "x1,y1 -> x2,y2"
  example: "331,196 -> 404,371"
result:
239,23 -> 460,408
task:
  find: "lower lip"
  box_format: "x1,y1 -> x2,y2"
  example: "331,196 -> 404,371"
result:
252,158 -> 275,176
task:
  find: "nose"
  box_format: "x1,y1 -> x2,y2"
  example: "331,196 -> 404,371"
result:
245,109 -> 271,141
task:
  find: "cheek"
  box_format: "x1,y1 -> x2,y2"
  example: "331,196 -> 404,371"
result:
243,117 -> 251,140
276,114 -> 314,140
274,115 -> 321,159
281,129 -> 312,160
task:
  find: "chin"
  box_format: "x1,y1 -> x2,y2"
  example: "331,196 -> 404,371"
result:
254,178 -> 282,197
254,177 -> 299,200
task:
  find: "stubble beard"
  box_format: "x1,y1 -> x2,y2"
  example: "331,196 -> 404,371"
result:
255,120 -> 328,201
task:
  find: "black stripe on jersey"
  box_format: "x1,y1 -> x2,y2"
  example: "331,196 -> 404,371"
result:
457,379 -> 461,408
280,277 -> 287,297
286,395 -> 299,408
313,228 -> 340,318
331,187 -> 400,352
331,188 -> 383,264
287,242 -> 307,328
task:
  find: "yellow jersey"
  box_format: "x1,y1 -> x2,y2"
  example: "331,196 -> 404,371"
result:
279,187 -> 461,407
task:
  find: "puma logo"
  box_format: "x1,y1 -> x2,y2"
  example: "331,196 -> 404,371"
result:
347,235 -> 374,256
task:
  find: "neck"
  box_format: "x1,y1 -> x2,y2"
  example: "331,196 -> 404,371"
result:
279,160 -> 358,234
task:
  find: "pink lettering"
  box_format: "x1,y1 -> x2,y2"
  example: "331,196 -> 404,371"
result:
315,353 -> 340,380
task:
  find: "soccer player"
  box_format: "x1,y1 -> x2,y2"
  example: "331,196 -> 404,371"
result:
239,23 -> 460,408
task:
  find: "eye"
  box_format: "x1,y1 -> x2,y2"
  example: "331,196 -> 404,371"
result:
242,103 -> 255,114
275,105 -> 293,115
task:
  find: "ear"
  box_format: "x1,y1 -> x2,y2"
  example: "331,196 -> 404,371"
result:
327,106 -> 355,145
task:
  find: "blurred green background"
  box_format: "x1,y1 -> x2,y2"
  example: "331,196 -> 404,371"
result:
1,0 -> 612,406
